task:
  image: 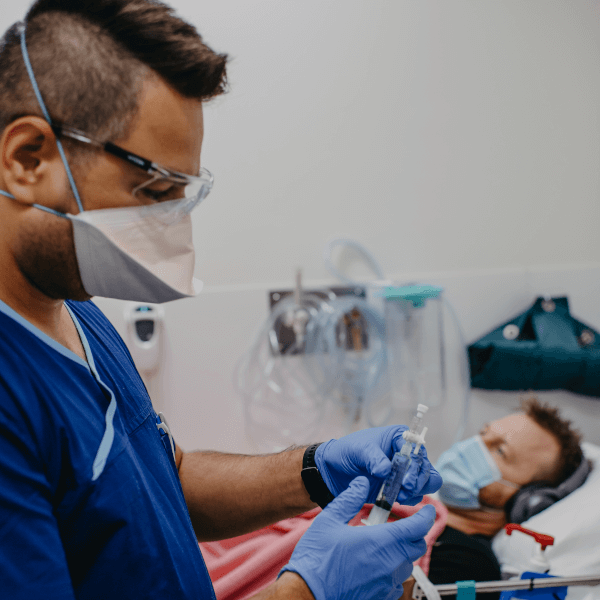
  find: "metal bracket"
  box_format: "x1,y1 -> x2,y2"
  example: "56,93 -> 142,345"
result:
268,286 -> 366,356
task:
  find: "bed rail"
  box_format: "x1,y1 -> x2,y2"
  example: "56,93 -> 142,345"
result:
435,575 -> 600,595
412,566 -> 600,600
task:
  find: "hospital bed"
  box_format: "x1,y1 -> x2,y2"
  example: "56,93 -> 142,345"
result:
413,441 -> 600,600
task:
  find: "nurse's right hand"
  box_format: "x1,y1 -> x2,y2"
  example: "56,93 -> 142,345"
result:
279,476 -> 436,600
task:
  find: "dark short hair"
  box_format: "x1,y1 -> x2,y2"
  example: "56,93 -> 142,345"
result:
519,395 -> 583,486
0,0 -> 228,162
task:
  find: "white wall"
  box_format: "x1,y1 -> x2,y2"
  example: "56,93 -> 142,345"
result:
3,2 -> 599,280
94,262 -> 600,463
187,0 -> 600,286
3,2 -> 600,460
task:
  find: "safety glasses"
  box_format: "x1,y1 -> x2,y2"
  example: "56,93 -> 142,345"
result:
51,124 -> 213,221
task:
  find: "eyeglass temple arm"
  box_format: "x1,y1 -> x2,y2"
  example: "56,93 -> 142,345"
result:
51,124 -> 156,174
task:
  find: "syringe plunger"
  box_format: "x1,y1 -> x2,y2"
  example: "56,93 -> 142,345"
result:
408,404 -> 429,433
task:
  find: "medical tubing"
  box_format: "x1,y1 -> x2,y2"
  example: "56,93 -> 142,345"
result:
322,239 -> 398,428
312,296 -> 388,429
441,297 -> 472,443
233,292 -> 330,396
323,238 -> 386,285
235,291 -> 343,450
413,566 -> 442,600
323,238 -> 471,438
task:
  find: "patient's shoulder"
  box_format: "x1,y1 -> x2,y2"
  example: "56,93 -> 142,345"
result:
429,526 -> 501,592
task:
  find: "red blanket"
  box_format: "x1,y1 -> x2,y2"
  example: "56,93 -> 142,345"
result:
200,496 -> 448,600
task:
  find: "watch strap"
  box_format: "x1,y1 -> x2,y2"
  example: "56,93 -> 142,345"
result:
301,443 -> 335,508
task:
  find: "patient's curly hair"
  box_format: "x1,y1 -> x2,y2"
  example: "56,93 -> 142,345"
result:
519,395 -> 583,486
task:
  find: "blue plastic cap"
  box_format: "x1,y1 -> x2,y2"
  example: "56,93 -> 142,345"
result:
378,284 -> 443,308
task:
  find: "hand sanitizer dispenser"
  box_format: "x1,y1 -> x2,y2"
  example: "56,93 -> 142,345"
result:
125,303 -> 165,375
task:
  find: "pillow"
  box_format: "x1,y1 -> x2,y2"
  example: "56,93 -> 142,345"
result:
492,442 -> 600,600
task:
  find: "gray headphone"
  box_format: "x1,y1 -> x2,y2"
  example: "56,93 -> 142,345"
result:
506,457 -> 592,524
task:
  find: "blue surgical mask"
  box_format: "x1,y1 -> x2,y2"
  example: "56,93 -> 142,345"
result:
435,435 -> 520,509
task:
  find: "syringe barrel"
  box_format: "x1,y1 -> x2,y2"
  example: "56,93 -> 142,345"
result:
399,440 -> 412,457
374,452 -> 412,511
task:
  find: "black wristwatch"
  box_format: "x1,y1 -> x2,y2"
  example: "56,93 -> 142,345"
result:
301,443 -> 335,508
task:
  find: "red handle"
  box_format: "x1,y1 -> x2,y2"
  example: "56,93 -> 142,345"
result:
505,523 -> 555,550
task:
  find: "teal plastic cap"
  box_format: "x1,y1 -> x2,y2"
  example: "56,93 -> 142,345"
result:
379,284 -> 443,308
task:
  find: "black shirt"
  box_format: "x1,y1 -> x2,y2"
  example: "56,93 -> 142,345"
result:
428,526 -> 501,600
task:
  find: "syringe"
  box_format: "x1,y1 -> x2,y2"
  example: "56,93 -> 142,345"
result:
363,404 -> 429,526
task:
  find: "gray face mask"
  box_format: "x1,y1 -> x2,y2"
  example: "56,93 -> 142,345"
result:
0,23 -> 203,304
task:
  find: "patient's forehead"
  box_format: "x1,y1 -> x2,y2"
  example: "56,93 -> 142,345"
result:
488,413 -> 561,480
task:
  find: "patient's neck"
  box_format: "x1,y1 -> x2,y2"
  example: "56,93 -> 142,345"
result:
445,506 -> 507,537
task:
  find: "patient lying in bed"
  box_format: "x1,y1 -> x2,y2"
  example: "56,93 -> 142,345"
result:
413,396 -> 591,600
201,396 -> 592,600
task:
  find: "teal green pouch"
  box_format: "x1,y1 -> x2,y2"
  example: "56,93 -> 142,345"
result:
468,297 -> 600,397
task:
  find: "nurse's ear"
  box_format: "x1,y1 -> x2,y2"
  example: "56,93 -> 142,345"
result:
0,116 -> 66,207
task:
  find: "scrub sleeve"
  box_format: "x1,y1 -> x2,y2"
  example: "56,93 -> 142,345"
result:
0,299 -> 216,599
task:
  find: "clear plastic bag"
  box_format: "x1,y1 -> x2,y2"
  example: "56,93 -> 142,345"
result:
235,294 -> 332,452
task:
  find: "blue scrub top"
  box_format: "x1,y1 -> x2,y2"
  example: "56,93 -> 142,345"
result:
0,298 -> 216,599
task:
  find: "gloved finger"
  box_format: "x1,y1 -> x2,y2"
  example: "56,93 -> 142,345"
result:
403,538 -> 428,563
390,564 -> 413,598
365,443 -> 393,479
390,504 -> 436,542
388,532 -> 428,565
419,465 -> 443,495
398,450 -> 443,503
407,453 -> 427,488
322,476 -> 370,525
396,451 -> 429,503
391,427 -> 410,454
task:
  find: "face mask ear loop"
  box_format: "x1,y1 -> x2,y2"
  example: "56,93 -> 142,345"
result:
19,23 -> 85,215
499,478 -> 521,490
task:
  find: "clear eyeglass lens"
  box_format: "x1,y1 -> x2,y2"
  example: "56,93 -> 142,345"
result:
133,166 -> 213,224
138,178 -> 212,225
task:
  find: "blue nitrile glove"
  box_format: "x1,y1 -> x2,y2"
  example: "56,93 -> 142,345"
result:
281,476 -> 436,600
314,425 -> 443,505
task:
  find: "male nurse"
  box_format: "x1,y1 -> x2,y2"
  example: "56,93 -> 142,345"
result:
0,1 -> 442,599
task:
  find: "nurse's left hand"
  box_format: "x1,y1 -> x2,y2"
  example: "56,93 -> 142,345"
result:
314,425 -> 443,505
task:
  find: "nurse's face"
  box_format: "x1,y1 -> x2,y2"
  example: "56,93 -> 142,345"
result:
0,76 -> 204,302
477,413 -> 561,509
